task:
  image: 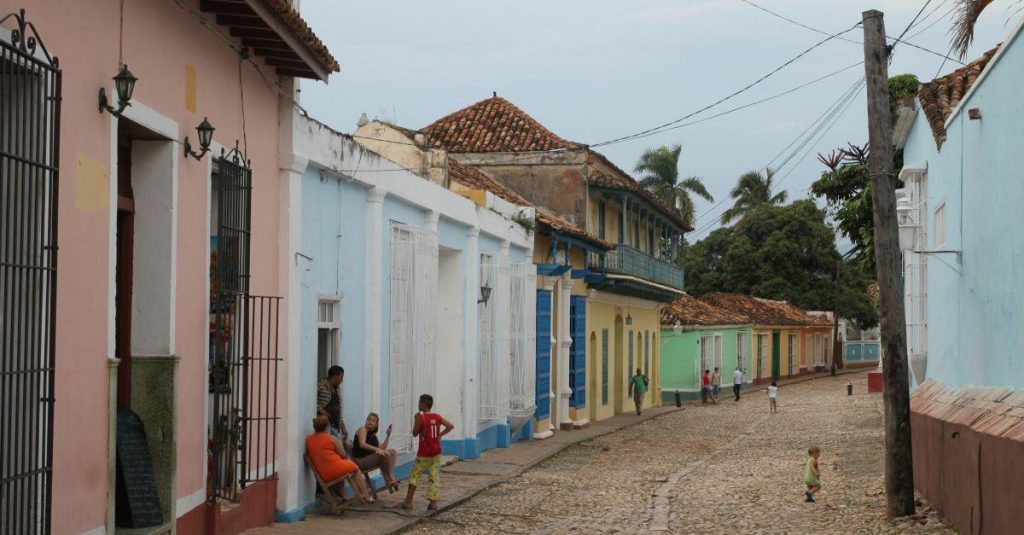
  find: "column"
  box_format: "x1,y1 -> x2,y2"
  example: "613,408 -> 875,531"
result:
365,187 -> 386,414
557,270 -> 574,431
462,228 -> 481,453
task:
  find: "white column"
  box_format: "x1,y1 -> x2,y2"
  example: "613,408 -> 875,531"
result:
462,228 -> 481,442
496,240 -> 512,421
425,210 -> 439,233
276,148 -> 307,513
557,271 -> 574,430
365,187 -> 387,413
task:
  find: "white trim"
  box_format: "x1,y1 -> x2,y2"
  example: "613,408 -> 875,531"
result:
943,16 -> 1024,131
533,429 -> 554,440
176,487 -> 207,518
572,418 -> 590,427
80,526 -> 106,535
121,100 -> 180,141
599,273 -> 685,295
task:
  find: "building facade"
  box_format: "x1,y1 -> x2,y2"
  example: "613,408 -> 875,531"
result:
0,2 -> 337,534
900,21 -> 1024,533
659,295 -> 754,402
279,115 -> 536,519
415,95 -> 690,429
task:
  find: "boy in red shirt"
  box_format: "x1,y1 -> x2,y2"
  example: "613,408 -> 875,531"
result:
399,394 -> 453,510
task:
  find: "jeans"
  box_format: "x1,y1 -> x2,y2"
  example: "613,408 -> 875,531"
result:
733,384 -> 741,401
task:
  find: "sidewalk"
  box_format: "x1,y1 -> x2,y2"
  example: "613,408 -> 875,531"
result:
242,406 -> 680,535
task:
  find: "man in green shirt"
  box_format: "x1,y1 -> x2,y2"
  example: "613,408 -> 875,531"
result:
628,368 -> 649,415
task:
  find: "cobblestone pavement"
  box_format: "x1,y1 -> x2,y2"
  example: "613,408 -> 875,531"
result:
408,373 -> 954,534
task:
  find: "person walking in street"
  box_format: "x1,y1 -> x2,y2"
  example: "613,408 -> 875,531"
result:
399,394 -> 453,511
733,367 -> 743,401
711,367 -> 721,402
804,446 -> 822,502
702,370 -> 716,404
767,381 -> 778,413
317,365 -> 348,442
629,368 -> 649,415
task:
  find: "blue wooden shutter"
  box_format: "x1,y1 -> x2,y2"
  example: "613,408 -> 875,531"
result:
535,290 -> 552,419
569,296 -> 587,408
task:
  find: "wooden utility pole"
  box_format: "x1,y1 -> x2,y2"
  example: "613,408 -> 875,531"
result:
832,260 -> 842,370
862,9 -> 915,518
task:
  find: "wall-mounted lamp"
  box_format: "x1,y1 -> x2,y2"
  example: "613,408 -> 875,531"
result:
478,285 -> 492,305
183,117 -> 215,161
673,321 -> 682,336
98,64 -> 138,116
896,195 -> 917,252
625,313 -> 633,326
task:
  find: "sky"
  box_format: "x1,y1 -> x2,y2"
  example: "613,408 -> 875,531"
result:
298,0 -> 1011,244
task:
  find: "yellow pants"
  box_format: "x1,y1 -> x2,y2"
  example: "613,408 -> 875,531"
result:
409,455 -> 441,500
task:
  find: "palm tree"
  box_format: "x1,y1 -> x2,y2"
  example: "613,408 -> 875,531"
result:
720,168 -> 788,225
951,0 -> 1022,59
633,144 -> 713,228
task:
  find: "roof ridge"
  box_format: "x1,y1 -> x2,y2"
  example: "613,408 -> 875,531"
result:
918,45 -> 1000,149
421,95 -> 583,153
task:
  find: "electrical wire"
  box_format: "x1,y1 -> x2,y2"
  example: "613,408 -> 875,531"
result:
588,23 -> 862,148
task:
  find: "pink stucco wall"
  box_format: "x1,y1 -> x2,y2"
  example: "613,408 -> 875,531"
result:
1,1 -> 287,532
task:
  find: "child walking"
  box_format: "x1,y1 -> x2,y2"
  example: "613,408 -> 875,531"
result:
767,381 -> 778,414
804,446 -> 821,502
400,394 -> 453,510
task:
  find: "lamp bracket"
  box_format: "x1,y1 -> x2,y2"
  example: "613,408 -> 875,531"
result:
183,137 -> 210,161
98,87 -> 130,116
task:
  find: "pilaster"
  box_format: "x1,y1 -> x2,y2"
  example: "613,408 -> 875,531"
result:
557,272 -> 574,431
366,187 -> 387,415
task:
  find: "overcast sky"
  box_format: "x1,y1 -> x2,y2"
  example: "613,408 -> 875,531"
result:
299,0 -> 1011,243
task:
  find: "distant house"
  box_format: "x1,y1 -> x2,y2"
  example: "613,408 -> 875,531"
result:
898,20 -> 1024,533
699,294 -> 833,382
659,295 -> 754,401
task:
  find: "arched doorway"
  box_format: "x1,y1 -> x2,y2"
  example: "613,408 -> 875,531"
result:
588,331 -> 598,422
614,315 -> 625,414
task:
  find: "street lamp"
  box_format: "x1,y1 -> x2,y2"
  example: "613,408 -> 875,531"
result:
98,64 -> 138,116
183,117 -> 216,161
896,194 -> 916,252
478,285 -> 492,305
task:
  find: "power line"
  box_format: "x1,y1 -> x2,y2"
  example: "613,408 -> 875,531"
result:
588,23 -> 862,148
893,0 -> 933,45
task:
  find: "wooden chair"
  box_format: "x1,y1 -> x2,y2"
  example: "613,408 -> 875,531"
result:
343,442 -> 395,500
305,453 -> 358,515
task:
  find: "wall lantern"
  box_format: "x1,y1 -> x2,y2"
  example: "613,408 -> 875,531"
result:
625,313 -> 633,326
183,117 -> 216,161
673,321 -> 682,336
98,64 -> 138,116
478,285 -> 492,305
896,195 -> 917,252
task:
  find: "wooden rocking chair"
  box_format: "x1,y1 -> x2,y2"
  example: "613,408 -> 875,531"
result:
305,453 -> 360,515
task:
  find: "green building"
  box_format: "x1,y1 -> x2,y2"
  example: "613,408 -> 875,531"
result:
659,294 -> 754,402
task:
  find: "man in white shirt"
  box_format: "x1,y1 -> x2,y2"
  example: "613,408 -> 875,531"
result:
732,368 -> 744,401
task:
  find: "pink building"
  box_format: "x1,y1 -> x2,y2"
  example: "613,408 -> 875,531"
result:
0,2 -> 336,534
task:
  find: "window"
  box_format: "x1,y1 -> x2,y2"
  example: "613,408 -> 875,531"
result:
628,330 -> 634,375
805,335 -> 812,368
478,254 -> 498,422
317,298 -> 341,380
756,334 -> 768,379
509,262 -> 536,416
598,201 -> 606,239
934,203 -> 946,248
601,329 -> 610,405
824,335 -> 831,366
644,330 -> 650,376
788,333 -> 798,376
736,332 -> 749,374
815,334 -> 823,367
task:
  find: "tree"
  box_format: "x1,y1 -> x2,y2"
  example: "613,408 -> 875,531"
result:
685,200 -> 878,329
950,0 -> 1014,58
634,144 -> 713,228
811,144 -> 876,269
719,168 -> 788,225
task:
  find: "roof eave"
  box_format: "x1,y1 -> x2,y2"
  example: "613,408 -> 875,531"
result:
243,0 -> 332,80
942,18 -> 1024,132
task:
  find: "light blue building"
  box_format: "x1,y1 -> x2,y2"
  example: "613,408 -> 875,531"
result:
898,20 -> 1024,391
274,113 -> 535,520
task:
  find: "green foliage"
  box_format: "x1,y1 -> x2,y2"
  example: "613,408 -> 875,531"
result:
685,200 -> 879,329
720,168 -> 788,225
634,144 -> 712,227
888,74 -> 920,105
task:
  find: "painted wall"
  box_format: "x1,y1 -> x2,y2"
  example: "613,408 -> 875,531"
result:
585,297 -> 661,422
4,1 -> 289,531
660,326 -> 753,400
901,27 -> 1024,390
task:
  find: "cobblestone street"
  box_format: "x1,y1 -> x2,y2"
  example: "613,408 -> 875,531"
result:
408,372 -> 953,534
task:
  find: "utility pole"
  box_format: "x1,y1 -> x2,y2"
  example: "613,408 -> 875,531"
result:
832,259 -> 842,370
862,9 -> 915,518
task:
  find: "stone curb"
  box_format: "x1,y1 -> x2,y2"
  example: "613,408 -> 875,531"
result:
386,407 -> 684,534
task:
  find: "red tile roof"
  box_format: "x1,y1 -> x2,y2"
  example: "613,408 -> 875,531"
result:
661,294 -> 752,327
261,0 -> 340,74
586,151 -> 692,231
912,380 -> 1024,441
698,293 -> 831,327
918,46 -> 998,149
422,96 -> 583,153
448,160 -> 614,250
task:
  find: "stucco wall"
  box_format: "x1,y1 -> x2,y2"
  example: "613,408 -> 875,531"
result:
585,298 -> 661,422
660,326 -> 752,395
8,1 -> 286,531
901,26 -> 1024,390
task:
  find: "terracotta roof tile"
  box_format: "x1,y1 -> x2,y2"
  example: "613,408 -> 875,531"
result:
913,380 -> 1024,440
448,160 -> 614,250
260,0 -> 339,74
698,293 -> 831,327
586,151 -> 692,231
422,96 -> 583,153
917,46 -> 998,149
661,294 -> 752,327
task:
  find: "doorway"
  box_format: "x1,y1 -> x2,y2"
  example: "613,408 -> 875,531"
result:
771,330 -> 781,382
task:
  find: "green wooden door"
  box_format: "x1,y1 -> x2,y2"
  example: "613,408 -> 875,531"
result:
771,330 -> 781,381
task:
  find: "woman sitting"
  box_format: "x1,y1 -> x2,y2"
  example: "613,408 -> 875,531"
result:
306,414 -> 374,503
352,412 -> 400,491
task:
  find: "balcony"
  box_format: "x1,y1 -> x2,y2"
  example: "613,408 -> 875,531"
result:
590,245 -> 685,299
